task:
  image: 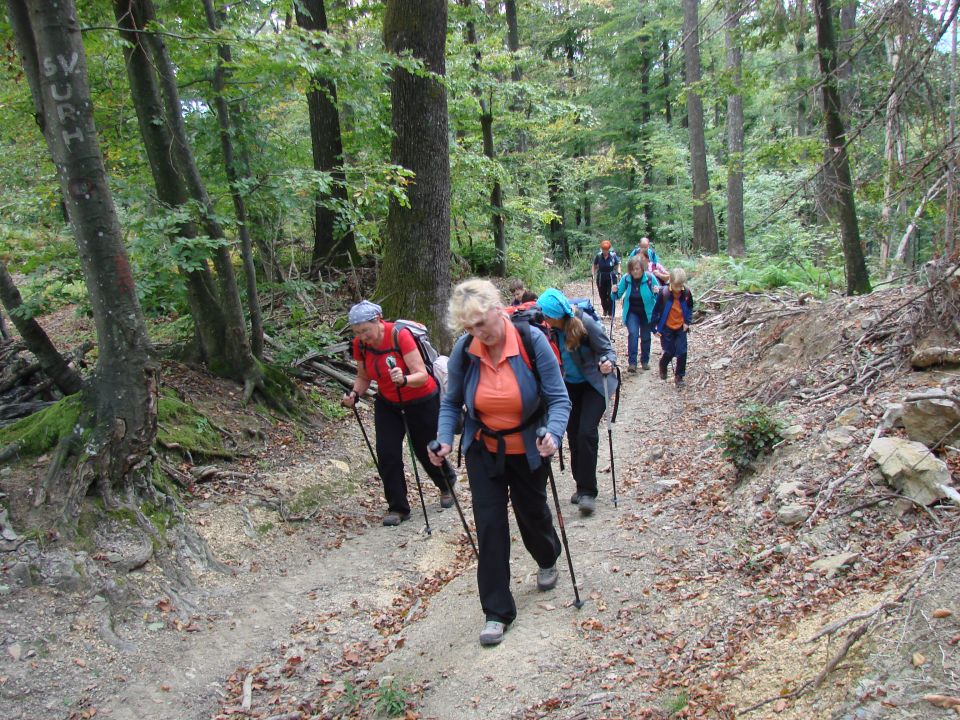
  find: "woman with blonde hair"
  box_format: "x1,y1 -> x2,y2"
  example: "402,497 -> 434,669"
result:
651,268 -> 694,390
429,279 -> 571,646
537,289 -> 618,516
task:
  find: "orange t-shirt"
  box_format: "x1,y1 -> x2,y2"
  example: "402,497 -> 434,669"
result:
471,317 -> 525,455
666,290 -> 685,330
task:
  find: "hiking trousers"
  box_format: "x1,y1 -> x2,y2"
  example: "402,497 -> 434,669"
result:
658,327 -> 688,380
465,443 -> 562,625
565,381 -> 606,499
374,393 -> 454,515
625,310 -> 652,366
597,274 -> 615,316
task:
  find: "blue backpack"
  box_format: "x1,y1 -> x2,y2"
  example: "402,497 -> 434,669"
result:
568,297 -> 600,322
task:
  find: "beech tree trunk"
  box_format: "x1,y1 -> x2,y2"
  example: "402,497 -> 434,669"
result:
814,0 -> 871,295
378,0 -> 452,349
725,0 -> 745,257
295,0 -> 359,273
880,32 -> 906,274
203,0 -> 265,359
682,0 -> 719,253
7,0 -> 157,517
947,12 -> 957,256
662,38 -> 672,125
0,259 -> 83,396
640,22 -> 654,239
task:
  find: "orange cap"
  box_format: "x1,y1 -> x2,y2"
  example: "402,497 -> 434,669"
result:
600,240 -> 611,250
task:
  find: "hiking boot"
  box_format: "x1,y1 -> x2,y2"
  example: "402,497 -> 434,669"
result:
578,495 -> 596,515
675,377 -> 685,390
536,564 -> 559,591
382,511 -> 411,527
641,362 -> 650,371
659,366 -> 668,380
440,474 -> 457,509
570,492 -> 581,505
479,620 -> 506,646
627,364 -> 637,373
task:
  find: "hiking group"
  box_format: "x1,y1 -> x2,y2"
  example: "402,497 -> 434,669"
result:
342,240 -> 692,646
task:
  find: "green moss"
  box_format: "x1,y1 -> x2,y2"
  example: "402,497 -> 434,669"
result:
156,394 -> 231,459
0,395 -> 83,458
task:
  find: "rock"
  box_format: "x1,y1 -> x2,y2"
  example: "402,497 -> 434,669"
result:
709,357 -> 731,370
812,552 -> 859,578
880,403 -> 904,431
775,481 -> 803,502
836,407 -> 864,425
47,557 -> 85,593
651,479 -> 680,495
7,642 -> 21,661
782,424 -> 805,441
777,504 -> 808,525
9,562 -> 36,588
0,467 -> 11,477
867,437 -> 953,506
823,428 -> 854,448
649,446 -> 665,461
901,395 -> 960,448
0,585 -> 10,596
329,459 -> 350,474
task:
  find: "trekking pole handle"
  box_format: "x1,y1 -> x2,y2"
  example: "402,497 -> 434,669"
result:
428,440 -> 441,453
385,356 -> 396,369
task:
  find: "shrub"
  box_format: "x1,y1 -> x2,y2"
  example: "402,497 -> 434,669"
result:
717,402 -> 784,474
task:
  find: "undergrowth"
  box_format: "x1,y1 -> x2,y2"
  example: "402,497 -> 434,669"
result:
717,402 -> 785,475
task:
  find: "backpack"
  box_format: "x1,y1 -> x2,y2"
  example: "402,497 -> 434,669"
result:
503,305 -> 562,374
358,319 -> 446,393
568,297 -> 600,322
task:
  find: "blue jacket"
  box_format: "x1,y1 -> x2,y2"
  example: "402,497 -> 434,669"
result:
559,311 -> 619,400
438,320 -> 571,471
611,272 -> 659,324
651,286 -> 694,334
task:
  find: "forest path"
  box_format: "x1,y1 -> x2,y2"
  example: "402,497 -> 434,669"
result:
95,280 -> 744,719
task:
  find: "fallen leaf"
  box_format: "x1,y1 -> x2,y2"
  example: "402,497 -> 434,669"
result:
932,608 -> 953,619
923,694 -> 960,708
912,652 -> 927,667
160,684 -> 171,692
74,658 -> 86,668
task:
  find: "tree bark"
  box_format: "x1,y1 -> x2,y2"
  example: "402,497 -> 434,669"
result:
662,37 -> 672,125
879,31 -> 906,274
682,0 -> 719,253
947,12 -> 957,257
7,0 -> 157,517
640,21 -> 654,239
548,171 -> 568,261
814,0 -> 871,295
725,0 -> 745,257
202,0 -> 265,359
0,259 -> 83,396
295,0 -> 359,273
378,0 -> 452,349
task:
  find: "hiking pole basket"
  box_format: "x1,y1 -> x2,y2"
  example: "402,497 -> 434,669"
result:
537,427 -> 584,609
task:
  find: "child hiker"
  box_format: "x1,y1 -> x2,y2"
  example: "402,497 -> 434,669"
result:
651,268 -> 693,390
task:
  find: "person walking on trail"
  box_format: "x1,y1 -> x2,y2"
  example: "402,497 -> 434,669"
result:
611,254 -> 660,373
537,288 -> 618,516
629,236 -> 660,266
592,240 -> 620,318
651,268 -> 694,390
341,300 -> 457,526
428,279 -> 570,647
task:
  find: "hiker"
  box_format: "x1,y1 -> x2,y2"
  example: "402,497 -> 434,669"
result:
507,278 -> 526,306
611,254 -> 660,372
341,300 -> 457,526
628,236 -> 659,266
428,279 -> 571,647
592,240 -> 620,318
537,288 -> 618,515
651,268 -> 694,390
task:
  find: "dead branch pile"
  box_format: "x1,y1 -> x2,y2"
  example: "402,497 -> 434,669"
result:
0,339 -> 91,428
698,259 -> 960,405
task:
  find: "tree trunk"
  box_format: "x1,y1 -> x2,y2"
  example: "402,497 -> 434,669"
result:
640,22 -> 654,238
378,0 -> 452,349
725,0 -> 745,257
461,0 -> 507,276
505,0 -> 521,82
662,38 -> 672,125
814,0 -> 871,295
295,0 -> 359,273
879,32 -> 906,274
682,0 -> 719,253
0,259 -> 83,396
548,172 -> 568,261
947,12 -> 957,257
838,0 -> 857,113
203,0 -> 265,359
794,1 -> 809,137
119,0 -> 270,395
7,0 -> 157,518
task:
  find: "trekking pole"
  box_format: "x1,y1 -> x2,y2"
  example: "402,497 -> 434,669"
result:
350,402 -> 381,473
537,427 -> 584,609
427,441 -> 478,560
386,356 -> 431,535
599,357 -> 620,508
590,267 -> 597,308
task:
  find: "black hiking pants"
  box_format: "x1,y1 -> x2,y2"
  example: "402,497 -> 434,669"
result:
374,393 -> 454,515
565,381 -> 606,499
597,273 -> 615,317
465,443 -> 562,625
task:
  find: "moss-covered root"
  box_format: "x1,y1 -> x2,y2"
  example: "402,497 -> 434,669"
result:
156,391 -> 231,460
241,360 -> 305,417
0,394 -> 83,464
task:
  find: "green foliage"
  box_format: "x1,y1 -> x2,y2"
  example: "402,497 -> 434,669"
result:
0,395 -> 83,458
662,689 -> 689,715
374,678 -> 409,717
717,403 -> 785,474
157,391 -> 231,459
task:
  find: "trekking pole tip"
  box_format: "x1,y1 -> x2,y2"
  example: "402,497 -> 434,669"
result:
573,599 -> 585,609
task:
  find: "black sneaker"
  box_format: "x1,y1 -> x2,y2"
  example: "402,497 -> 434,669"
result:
641,362 -> 650,370
659,366 -> 668,380
382,511 -> 411,526
570,492 -> 580,505
536,565 -> 559,591
675,377 -> 685,390
578,495 -> 596,515
627,364 -> 637,373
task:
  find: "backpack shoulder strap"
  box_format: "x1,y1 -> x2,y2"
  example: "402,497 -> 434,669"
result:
512,321 -> 540,387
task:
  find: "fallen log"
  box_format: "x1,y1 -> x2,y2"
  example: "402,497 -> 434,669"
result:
911,346 -> 960,369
